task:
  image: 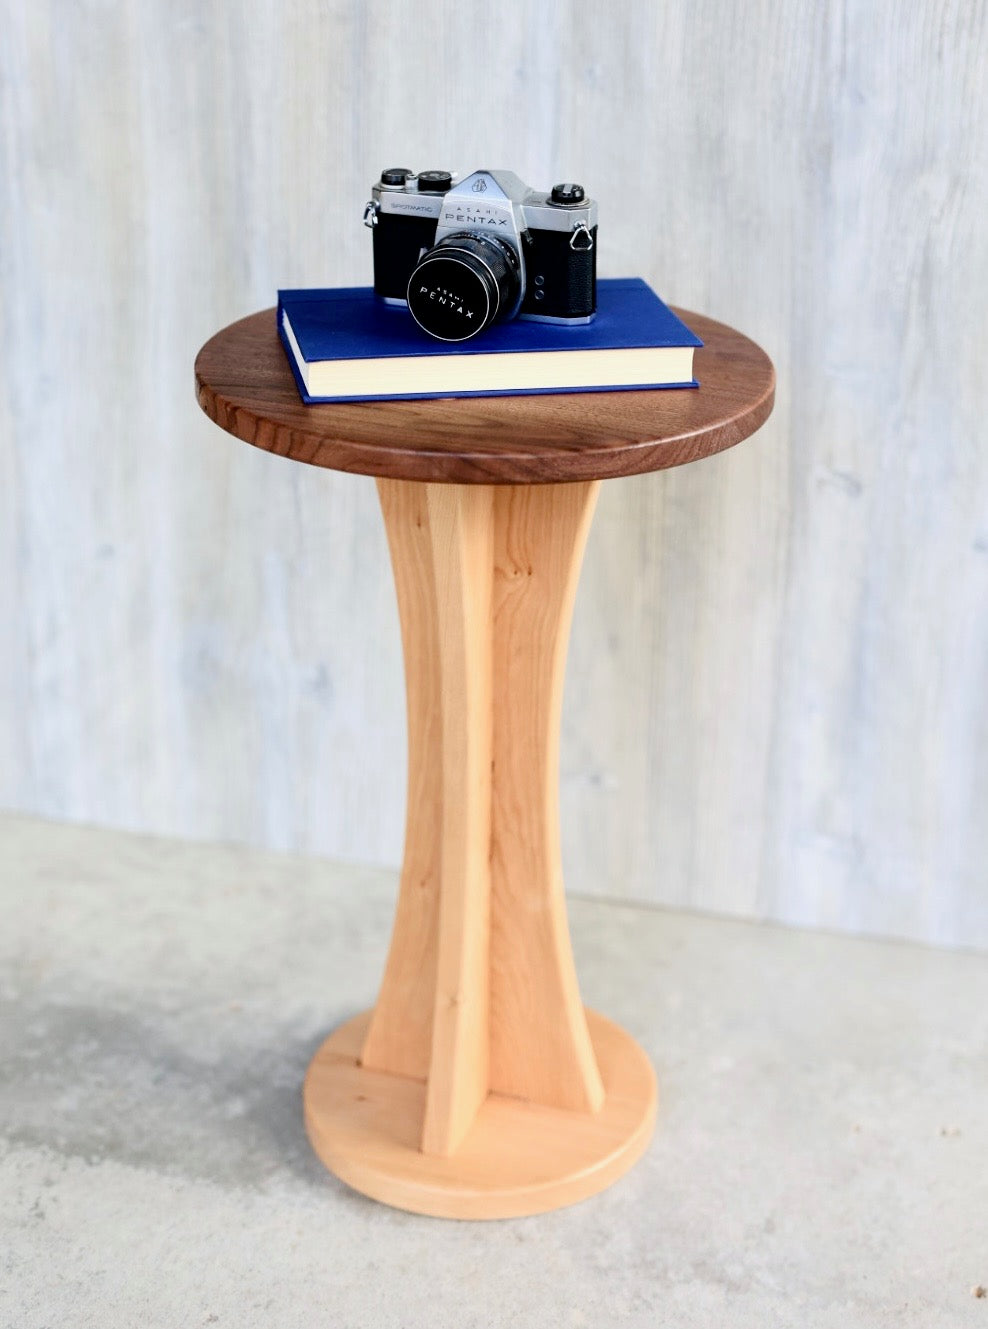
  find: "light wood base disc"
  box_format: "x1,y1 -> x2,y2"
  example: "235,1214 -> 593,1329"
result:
304,1009 -> 657,1220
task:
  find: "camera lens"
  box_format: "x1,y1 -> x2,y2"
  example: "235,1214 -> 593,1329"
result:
407,233 -> 520,342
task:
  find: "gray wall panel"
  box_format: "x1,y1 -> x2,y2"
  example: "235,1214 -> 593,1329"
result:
1,1 -> 985,947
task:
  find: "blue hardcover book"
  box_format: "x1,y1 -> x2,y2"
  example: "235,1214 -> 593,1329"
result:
277,278 -> 702,404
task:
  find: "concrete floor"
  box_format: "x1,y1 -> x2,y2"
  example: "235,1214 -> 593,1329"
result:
1,813 -> 986,1328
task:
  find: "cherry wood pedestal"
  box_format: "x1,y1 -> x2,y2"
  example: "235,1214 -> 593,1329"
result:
195,308 -> 774,1218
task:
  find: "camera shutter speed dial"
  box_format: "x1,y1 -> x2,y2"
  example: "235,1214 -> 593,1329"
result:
550,182 -> 585,205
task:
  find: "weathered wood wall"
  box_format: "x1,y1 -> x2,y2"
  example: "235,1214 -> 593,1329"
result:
2,1 -> 986,947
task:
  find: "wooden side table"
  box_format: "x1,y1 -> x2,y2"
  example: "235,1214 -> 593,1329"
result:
194,309 -> 774,1219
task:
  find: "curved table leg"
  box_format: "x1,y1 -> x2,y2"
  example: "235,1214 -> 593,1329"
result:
303,478 -> 657,1219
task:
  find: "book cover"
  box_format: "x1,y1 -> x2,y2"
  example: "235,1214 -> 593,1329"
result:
277,278 -> 702,403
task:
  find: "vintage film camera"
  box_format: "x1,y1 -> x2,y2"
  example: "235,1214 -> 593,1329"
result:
363,168 -> 597,342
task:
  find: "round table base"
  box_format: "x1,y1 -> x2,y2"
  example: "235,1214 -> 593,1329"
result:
304,1009 -> 658,1220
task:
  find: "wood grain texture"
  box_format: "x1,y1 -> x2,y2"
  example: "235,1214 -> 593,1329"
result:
194,308 -> 774,484
305,1008 -> 656,1220
337,479 -> 644,1200
419,484 -> 493,1156
360,480 -> 609,1146
3,1 -> 987,949
359,480 -> 441,1081
488,482 -> 605,1112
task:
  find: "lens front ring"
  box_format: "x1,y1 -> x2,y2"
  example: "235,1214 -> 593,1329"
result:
407,233 -> 520,343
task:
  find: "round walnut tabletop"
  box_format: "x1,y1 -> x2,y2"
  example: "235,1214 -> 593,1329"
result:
194,308 -> 775,485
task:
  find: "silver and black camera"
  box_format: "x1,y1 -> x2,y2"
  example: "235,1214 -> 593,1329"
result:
363,168 -> 597,342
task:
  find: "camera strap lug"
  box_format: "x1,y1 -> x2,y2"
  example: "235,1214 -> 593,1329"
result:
569,221 -> 594,252
363,200 -> 379,229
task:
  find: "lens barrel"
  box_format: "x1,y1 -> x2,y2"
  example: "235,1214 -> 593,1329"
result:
407,233 -> 520,342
